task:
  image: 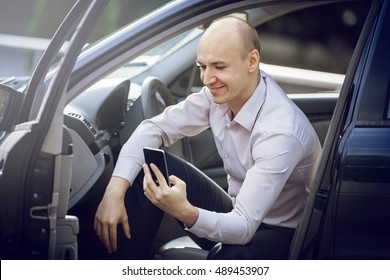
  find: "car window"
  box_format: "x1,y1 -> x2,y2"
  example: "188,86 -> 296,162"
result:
258,2 -> 368,74
356,3 -> 390,124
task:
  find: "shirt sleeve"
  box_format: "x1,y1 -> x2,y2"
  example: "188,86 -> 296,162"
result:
113,88 -> 212,184
187,132 -> 305,245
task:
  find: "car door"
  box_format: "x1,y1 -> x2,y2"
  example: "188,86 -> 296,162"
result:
290,0 -> 390,259
0,0 -> 109,259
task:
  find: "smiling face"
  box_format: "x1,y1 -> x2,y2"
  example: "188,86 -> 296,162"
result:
197,17 -> 260,116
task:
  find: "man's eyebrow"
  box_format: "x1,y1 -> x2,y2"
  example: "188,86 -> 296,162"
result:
196,60 -> 227,66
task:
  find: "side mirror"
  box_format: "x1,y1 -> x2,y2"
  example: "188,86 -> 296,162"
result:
0,84 -> 24,131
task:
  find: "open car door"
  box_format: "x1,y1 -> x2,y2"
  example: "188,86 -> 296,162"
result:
0,0 -> 108,259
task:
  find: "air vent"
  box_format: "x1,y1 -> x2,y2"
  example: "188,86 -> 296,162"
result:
67,112 -> 97,135
82,119 -> 97,135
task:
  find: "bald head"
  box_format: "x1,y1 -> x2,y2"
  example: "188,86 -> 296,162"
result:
200,16 -> 261,59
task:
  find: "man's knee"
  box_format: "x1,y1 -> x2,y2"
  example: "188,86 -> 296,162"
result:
207,243 -> 249,260
207,225 -> 294,260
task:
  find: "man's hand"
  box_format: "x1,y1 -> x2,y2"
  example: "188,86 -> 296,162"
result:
143,163 -> 199,227
94,176 -> 131,253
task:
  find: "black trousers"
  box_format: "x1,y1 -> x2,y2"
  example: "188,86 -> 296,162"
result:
108,152 -> 295,260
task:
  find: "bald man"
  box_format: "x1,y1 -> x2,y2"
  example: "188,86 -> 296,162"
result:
94,17 -> 322,260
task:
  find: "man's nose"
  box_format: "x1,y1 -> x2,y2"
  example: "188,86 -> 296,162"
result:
202,68 -> 217,85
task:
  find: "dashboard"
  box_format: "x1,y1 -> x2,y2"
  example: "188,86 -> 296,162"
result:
63,77 -> 134,208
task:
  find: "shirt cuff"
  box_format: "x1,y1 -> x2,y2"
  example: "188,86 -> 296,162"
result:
112,156 -> 142,185
185,207 -> 217,238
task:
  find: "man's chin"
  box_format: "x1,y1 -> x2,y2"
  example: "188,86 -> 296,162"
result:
212,96 -> 227,105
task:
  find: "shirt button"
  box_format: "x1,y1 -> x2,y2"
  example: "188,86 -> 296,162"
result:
224,154 -> 229,158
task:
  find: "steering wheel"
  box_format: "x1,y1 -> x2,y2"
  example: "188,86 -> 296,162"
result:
140,76 -> 192,162
119,77 -> 175,145
141,76 -> 176,119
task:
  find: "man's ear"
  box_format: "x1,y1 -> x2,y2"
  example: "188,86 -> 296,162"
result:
248,49 -> 260,73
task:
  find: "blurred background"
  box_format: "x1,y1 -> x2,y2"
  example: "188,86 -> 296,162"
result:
0,0 -> 170,77
0,0 -> 368,78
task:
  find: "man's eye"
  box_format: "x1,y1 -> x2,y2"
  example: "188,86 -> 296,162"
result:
216,66 -> 226,70
198,65 -> 206,71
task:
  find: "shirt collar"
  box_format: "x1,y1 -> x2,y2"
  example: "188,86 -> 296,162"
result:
233,75 -> 267,131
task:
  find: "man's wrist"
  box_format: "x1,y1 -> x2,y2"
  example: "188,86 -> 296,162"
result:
107,176 -> 131,198
178,204 -> 199,228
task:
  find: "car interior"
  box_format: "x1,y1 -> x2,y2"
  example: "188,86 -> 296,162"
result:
55,1 -> 369,259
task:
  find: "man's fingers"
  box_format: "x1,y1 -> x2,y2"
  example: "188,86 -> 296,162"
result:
107,225 -> 117,253
144,181 -> 159,205
96,224 -> 112,254
149,163 -> 170,188
122,217 -> 131,240
143,164 -> 161,191
94,213 -> 119,253
142,164 -> 154,186
93,214 -> 99,231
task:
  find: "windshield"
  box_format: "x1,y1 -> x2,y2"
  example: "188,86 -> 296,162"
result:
48,1 -> 200,84
106,27 -> 204,79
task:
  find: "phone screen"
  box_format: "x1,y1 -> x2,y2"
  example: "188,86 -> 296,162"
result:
143,147 -> 170,185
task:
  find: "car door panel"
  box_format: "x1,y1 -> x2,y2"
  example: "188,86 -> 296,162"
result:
335,128 -> 390,259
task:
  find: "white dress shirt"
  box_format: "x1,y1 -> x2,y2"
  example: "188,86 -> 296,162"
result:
114,71 -> 322,245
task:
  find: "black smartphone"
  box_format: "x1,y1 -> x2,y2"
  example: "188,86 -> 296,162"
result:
143,147 -> 170,186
